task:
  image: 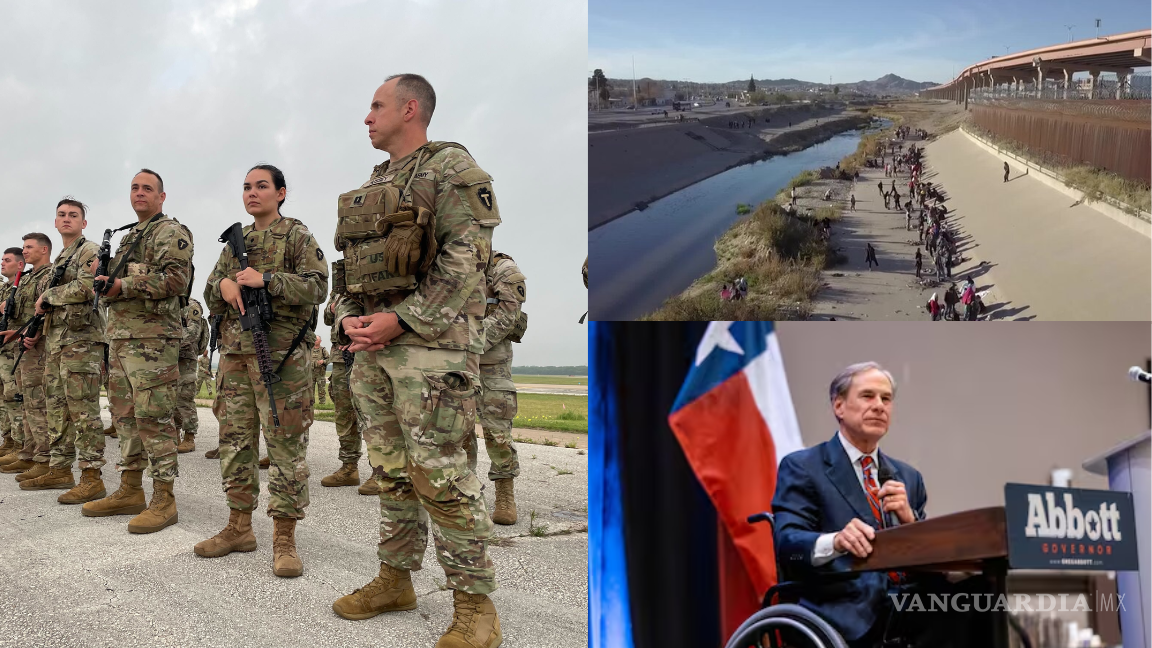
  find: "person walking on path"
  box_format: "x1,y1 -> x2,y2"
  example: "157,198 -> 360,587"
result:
1003,161 -> 1010,183
865,243 -> 879,270
877,181 -> 884,199
915,248 -> 923,278
850,194 -> 856,212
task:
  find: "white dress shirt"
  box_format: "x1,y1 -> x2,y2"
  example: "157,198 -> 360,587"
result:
811,431 -> 881,566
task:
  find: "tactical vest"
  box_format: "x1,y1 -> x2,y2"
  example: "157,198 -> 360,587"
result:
229,217 -> 317,326
486,252 -> 528,343
332,141 -> 476,296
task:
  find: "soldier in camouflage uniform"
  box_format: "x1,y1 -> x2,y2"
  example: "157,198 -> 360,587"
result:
0,248 -> 26,467
311,337 -> 330,405
174,299 -> 209,453
476,252 -> 526,525
318,295 -> 377,494
329,74 -> 502,648
0,233 -> 54,481
197,352 -> 214,397
21,200 -> 109,500
82,169 -> 192,535
194,164 -> 328,578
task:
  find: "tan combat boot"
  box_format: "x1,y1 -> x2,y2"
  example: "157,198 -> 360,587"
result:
272,517 -> 303,577
491,479 -> 517,525
259,456 -> 270,469
194,509 -> 257,557
331,563 -> 417,620
204,447 -> 220,459
15,462 -> 50,483
20,465 -> 75,491
127,480 -> 178,533
357,477 -> 381,496
82,470 -> 145,517
58,468 -> 107,504
321,463 -> 359,487
176,433 -> 196,454
0,448 -> 23,466
103,423 -> 118,438
1,459 -> 35,474
435,591 -> 503,648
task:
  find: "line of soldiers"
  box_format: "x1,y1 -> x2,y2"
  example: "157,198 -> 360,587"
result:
0,74 -> 529,648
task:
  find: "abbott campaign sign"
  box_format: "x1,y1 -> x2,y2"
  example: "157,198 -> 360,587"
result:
1005,483 -> 1139,571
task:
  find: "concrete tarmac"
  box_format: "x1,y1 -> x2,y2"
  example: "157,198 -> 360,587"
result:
0,407 -> 587,648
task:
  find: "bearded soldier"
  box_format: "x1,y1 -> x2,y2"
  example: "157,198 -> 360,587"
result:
0,233 -> 54,481
82,169 -> 193,534
476,251 -> 526,525
20,199 -> 108,501
174,298 -> 209,453
329,74 -> 502,648
0,248 -> 26,468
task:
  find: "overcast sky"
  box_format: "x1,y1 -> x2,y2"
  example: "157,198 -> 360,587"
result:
0,0 -> 587,367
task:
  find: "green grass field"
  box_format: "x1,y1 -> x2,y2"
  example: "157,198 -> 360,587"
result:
197,383 -> 587,433
510,375 -> 586,386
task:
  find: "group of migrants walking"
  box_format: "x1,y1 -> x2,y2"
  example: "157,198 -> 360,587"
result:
844,127 -> 986,321
0,73 -> 527,648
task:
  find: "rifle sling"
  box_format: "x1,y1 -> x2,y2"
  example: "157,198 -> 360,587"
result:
104,214 -> 164,291
273,307 -> 318,376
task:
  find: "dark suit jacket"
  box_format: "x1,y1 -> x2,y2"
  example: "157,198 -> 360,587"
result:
771,432 -> 928,641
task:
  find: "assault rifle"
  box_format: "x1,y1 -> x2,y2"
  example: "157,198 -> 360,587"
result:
220,222 -> 282,427
207,313 -> 223,376
0,269 -> 22,333
91,228 -> 113,311
342,348 -> 354,367
13,257 -> 72,374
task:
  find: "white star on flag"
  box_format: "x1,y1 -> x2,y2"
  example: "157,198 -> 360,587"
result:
695,321 -> 744,366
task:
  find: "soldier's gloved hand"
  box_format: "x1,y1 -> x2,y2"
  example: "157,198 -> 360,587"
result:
382,221 -> 422,276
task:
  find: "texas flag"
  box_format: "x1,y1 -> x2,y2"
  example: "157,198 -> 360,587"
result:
667,322 -> 804,637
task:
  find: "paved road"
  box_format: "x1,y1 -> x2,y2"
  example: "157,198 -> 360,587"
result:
0,408 -> 587,648
923,130 -> 1150,320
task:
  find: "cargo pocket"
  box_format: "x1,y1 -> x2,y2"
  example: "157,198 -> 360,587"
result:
62,303 -> 93,331
420,371 -> 475,448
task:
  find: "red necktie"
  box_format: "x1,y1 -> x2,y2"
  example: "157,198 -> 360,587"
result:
861,456 -> 902,584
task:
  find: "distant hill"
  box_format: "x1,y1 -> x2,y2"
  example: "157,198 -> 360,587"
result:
601,73 -> 939,99
513,366 -> 588,376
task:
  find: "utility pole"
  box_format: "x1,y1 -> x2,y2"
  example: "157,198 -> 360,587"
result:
1095,18 -> 1101,39
632,56 -> 637,109
1065,24 -> 1075,43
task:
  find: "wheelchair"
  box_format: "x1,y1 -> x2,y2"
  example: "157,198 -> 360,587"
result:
723,512 -> 1034,648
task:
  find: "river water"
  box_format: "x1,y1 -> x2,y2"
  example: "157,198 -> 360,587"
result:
590,123 -> 888,320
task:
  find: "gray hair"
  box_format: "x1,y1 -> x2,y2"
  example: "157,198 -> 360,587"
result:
385,73 -> 436,126
829,361 -> 897,404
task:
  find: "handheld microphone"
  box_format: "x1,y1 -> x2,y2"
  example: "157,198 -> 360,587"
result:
876,463 -> 898,529
1128,366 -> 1151,384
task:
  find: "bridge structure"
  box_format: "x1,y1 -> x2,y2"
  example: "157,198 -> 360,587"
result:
921,29 -> 1151,109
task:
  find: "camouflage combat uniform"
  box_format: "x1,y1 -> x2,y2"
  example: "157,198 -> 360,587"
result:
11,262 -> 53,464
333,141 -> 500,594
172,299 -> 209,436
312,343 -> 330,405
204,216 -> 328,519
197,354 -> 214,397
0,279 -> 21,452
102,213 -> 192,483
323,296 -> 359,465
476,252 -> 526,481
42,236 -> 107,471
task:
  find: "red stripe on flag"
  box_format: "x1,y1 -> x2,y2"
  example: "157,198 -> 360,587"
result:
669,371 -> 780,598
718,519 -> 761,643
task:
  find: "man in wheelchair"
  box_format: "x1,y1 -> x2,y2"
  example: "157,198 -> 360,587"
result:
762,362 -> 995,648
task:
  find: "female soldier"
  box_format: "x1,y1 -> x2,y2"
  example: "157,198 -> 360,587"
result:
193,164 -> 328,577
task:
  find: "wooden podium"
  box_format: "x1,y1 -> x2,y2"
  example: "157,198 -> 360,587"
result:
848,507 -> 1012,648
